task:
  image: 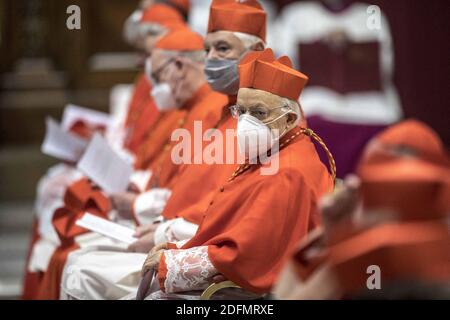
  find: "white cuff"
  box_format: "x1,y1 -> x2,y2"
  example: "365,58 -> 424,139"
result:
154,219 -> 173,246
162,246 -> 217,294
169,218 -> 198,243
129,170 -> 152,192
133,188 -> 171,225
153,218 -> 198,246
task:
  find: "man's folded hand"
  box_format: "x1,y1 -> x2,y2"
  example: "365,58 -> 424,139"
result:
110,192 -> 138,219
128,232 -> 155,253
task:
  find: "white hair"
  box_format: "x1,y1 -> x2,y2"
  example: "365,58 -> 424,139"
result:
139,22 -> 166,37
232,31 -> 266,50
160,49 -> 206,64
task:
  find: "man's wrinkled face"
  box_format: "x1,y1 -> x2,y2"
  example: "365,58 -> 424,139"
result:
237,88 -> 296,134
204,31 -> 247,60
151,49 -> 185,97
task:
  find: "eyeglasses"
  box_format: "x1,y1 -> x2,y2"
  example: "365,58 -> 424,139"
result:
141,23 -> 165,37
151,58 -> 175,84
229,104 -> 289,122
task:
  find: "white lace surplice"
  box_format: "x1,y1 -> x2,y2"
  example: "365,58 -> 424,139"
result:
152,246 -> 218,298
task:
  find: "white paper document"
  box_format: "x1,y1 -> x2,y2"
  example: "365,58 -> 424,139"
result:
76,213 -> 137,244
41,117 -> 88,162
77,133 -> 133,194
61,104 -> 111,131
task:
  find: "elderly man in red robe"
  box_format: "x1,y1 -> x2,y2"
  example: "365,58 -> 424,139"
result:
137,48 -> 334,299
107,0 -> 268,251
59,0 -> 270,300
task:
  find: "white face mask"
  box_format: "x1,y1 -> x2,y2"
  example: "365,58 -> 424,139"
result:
151,82 -> 178,111
237,113 -> 287,159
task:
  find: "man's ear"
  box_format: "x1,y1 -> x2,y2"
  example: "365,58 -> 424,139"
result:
286,113 -> 298,127
174,57 -> 184,70
173,57 -> 188,79
250,41 -> 265,52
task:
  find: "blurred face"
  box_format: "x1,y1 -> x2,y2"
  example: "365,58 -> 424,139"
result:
151,49 -> 175,84
150,49 -> 186,103
359,139 -> 419,169
204,31 -> 247,60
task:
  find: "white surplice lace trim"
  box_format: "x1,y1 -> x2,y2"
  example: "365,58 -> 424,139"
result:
163,246 -> 218,294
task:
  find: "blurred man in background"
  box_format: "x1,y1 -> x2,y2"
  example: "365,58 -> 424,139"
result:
138,48 -> 333,300
274,119 -> 450,299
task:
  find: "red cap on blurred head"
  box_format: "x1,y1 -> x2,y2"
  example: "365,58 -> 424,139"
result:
140,3 -> 185,29
357,120 -> 450,220
207,0 -> 266,42
375,119 -> 444,157
155,27 -> 204,51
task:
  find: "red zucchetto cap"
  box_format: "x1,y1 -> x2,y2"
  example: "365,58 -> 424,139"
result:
207,0 -> 266,42
155,27 -> 204,51
238,48 -> 309,101
357,120 -> 450,220
375,119 -> 444,157
140,4 -> 185,29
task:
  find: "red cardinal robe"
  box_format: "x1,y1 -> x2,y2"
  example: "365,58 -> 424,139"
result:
160,127 -> 334,294
147,84 -> 228,189
124,73 -> 160,154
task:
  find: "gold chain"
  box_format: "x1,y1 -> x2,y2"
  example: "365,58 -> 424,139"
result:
300,128 -> 337,183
